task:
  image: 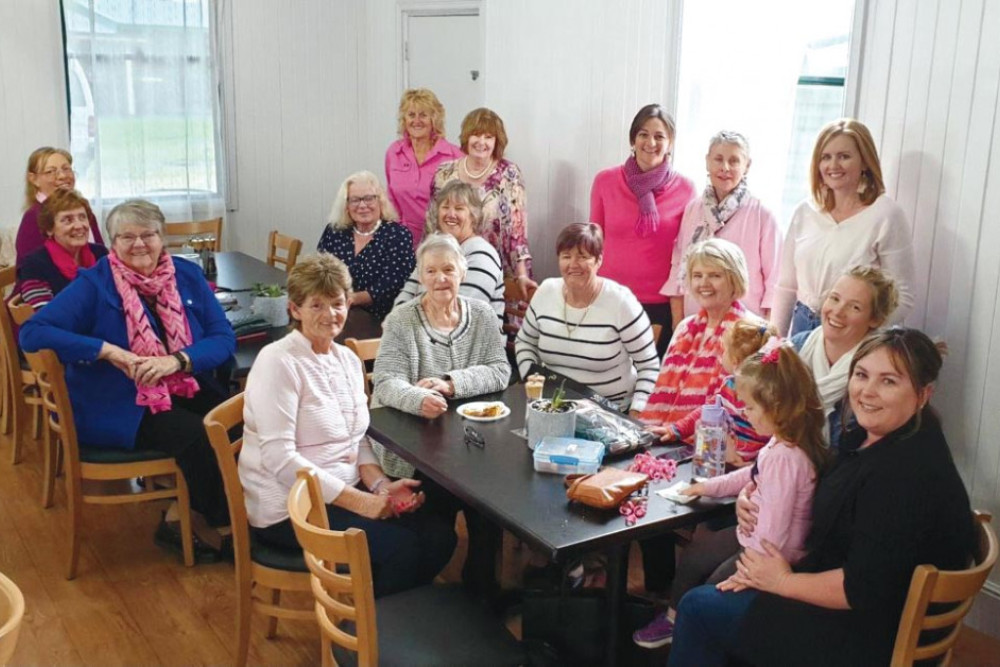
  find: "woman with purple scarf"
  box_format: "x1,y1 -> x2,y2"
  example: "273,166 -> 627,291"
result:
590,104 -> 696,357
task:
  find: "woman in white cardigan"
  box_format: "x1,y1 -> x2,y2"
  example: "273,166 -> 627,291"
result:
239,253 -> 455,597
771,118 -> 915,336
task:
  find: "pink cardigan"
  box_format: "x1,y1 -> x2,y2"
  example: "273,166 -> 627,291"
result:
700,438 -> 816,564
385,137 -> 463,247
589,165 -> 695,304
661,194 -> 782,317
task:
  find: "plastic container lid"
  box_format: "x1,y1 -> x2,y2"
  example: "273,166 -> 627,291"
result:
533,437 -> 605,465
700,395 -> 726,427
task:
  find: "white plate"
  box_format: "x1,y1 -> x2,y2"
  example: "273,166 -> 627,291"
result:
458,401 -> 511,422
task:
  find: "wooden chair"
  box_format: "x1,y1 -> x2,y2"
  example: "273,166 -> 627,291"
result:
203,393 -> 313,667
651,323 -> 663,347
890,510 -> 999,666
288,470 -> 523,667
25,349 -> 195,578
502,278 -> 536,353
0,279 -> 44,469
266,231 -> 303,273
0,571 -> 24,666
164,218 -> 223,251
344,338 -> 380,401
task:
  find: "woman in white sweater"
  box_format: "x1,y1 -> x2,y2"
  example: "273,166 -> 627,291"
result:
771,118 -> 915,336
515,222 -> 659,414
239,253 -> 455,597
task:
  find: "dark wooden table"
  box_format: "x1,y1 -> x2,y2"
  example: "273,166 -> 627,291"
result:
367,372 -> 733,665
213,251 -> 288,291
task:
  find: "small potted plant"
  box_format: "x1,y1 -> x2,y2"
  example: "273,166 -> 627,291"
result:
250,283 -> 289,327
526,381 -> 578,450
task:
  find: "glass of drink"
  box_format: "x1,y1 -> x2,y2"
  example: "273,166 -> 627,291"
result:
514,373 -> 546,438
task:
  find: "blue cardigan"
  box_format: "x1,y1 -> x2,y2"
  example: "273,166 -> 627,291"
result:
19,256 -> 236,450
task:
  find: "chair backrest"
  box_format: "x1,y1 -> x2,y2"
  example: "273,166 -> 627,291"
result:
344,337 -> 380,401
164,218 -> 224,251
891,510 -> 999,666
288,470 -> 379,666
6,294 -> 34,327
502,278 -> 535,350
0,571 -> 25,666
0,268 -> 20,415
266,231 -> 303,273
202,393 -> 253,578
651,323 -> 663,347
23,350 -> 83,495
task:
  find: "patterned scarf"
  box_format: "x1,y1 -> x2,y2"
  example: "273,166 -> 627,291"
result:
693,178 -> 749,245
623,155 -> 674,238
108,252 -> 198,413
44,238 -> 97,280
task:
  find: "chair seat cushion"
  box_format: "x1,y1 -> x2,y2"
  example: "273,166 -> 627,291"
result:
332,584 -> 523,667
79,447 -> 173,464
249,534 -> 308,572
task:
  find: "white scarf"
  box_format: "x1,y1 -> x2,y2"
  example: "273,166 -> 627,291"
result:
798,327 -> 862,417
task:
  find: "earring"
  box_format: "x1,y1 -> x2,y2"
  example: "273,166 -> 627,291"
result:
857,171 -> 869,195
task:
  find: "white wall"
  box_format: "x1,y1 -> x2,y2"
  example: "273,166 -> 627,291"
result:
854,0 -> 1000,587
0,0 -> 69,260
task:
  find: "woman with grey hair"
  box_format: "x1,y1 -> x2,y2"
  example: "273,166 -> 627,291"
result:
393,180 -> 504,324
374,232 -> 510,478
20,199 -> 236,561
317,170 -> 415,321
661,131 -> 782,324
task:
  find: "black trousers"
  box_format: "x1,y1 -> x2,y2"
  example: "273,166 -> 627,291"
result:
135,381 -> 230,527
642,301 -> 673,360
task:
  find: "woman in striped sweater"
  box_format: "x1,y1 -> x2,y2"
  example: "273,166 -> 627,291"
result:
393,180 -> 504,325
515,223 -> 659,414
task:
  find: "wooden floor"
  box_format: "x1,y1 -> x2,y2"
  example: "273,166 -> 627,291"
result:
2,434 -> 999,666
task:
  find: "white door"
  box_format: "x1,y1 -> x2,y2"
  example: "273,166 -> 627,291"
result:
405,13 -> 483,143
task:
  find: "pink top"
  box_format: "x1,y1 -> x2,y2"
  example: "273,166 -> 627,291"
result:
589,165 -> 695,304
661,194 -> 782,317
700,438 -> 816,564
385,136 -> 463,247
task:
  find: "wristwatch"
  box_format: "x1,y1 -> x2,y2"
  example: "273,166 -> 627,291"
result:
172,351 -> 191,373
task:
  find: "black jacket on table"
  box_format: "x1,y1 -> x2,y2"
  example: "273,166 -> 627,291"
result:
736,410 -> 975,667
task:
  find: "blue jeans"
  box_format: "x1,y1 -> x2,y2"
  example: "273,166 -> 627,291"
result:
789,300 -> 821,337
667,585 -> 758,667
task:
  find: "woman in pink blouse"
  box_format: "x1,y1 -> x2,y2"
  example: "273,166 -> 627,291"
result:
590,104 -> 696,355
385,89 -> 462,247
661,131 -> 781,324
430,108 -> 536,301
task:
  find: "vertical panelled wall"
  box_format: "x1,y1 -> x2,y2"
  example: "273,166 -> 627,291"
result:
855,0 -> 1000,585
0,0 -> 68,252
222,0 -> 366,258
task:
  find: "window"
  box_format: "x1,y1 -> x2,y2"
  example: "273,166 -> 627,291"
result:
62,0 -> 225,221
673,0 -> 856,226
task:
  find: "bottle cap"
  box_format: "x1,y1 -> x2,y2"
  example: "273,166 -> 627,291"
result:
700,395 -> 725,427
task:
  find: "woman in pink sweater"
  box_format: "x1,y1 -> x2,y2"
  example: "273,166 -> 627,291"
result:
634,341 -> 829,649
660,131 -> 781,323
589,104 -> 695,355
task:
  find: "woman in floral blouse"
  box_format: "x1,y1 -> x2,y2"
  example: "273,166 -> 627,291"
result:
429,108 -> 536,301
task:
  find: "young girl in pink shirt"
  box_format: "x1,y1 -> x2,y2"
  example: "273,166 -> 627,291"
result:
634,340 -> 829,649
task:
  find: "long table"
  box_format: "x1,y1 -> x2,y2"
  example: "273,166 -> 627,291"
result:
367,371 -> 733,665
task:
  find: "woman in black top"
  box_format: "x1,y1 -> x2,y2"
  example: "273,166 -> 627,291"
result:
668,327 -> 976,667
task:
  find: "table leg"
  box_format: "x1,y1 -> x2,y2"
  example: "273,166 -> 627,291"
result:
604,543 -> 628,666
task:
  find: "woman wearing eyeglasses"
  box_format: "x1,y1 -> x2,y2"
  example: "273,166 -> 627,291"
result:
16,147 -> 104,267
317,171 -> 415,322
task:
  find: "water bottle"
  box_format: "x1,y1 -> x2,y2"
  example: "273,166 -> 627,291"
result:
693,396 -> 727,478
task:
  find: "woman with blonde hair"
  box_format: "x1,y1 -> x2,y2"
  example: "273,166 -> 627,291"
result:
771,118 -> 915,336
16,147 -> 104,266
385,88 -> 462,246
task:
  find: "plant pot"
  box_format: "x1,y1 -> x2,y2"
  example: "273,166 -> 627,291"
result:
526,399 -> 578,451
250,294 -> 289,327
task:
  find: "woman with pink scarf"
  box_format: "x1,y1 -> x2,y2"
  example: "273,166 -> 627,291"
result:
20,200 -> 236,562
590,104 -> 696,357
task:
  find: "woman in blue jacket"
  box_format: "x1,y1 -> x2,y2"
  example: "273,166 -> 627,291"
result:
20,200 -> 236,561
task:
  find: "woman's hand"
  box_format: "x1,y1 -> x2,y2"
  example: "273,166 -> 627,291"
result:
386,478 -> 425,514
515,274 -> 538,302
416,377 -> 454,397
647,424 -> 678,442
720,541 -> 792,595
356,492 -> 397,520
681,481 -> 706,496
98,342 -> 141,379
419,393 -> 448,418
133,355 -> 182,386
736,481 -> 760,537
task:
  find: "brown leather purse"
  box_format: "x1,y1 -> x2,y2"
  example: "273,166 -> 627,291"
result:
565,467 -> 649,509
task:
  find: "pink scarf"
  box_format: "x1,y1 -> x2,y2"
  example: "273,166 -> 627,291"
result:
44,238 -> 97,281
623,155 -> 675,238
108,252 -> 199,413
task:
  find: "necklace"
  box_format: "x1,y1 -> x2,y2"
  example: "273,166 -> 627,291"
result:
563,284 -> 600,337
353,220 -> 382,237
462,156 -> 495,180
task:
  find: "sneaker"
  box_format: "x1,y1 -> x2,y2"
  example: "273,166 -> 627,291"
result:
633,612 -> 675,649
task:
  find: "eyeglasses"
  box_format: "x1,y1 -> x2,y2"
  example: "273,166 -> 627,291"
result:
347,195 -> 378,207
464,425 -> 485,448
116,231 -> 161,246
38,166 -> 75,178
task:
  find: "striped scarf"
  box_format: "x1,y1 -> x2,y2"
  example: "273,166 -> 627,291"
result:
639,301 -> 746,425
108,252 -> 199,413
